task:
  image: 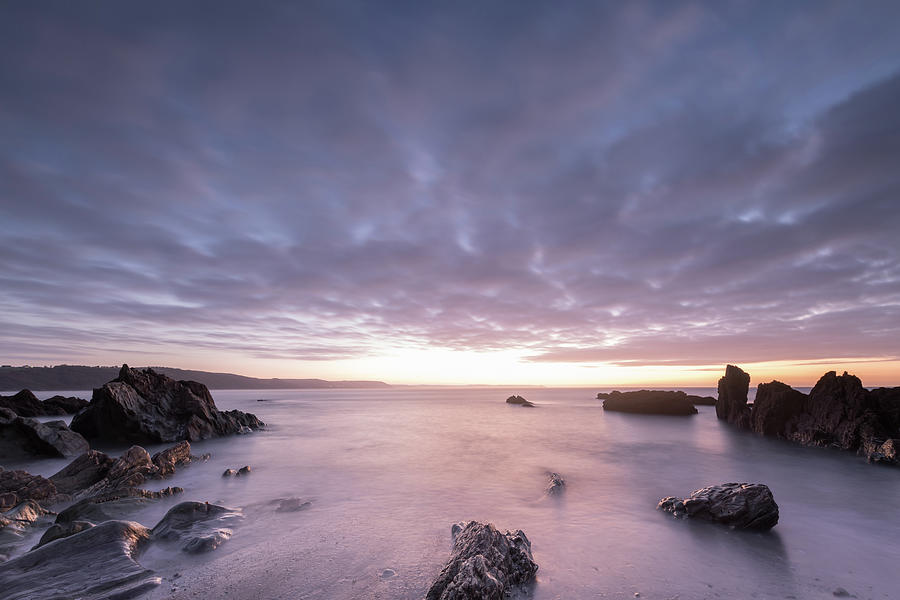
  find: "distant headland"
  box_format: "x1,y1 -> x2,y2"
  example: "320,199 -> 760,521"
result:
0,364 -> 391,392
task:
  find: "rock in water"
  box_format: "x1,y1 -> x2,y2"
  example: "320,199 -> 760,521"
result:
601,390 -> 698,416
426,521 -> 538,600
42,395 -> 89,414
506,395 -> 535,407
0,520 -> 160,600
751,381 -> 806,437
716,365 -> 751,428
658,483 -> 779,530
0,469 -> 57,512
71,364 -> 264,443
0,408 -> 89,459
152,501 -> 241,553
546,472 -> 566,496
0,390 -> 46,417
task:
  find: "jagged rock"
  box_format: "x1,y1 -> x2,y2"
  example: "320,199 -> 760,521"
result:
34,520 -> 94,549
716,365 -> 751,428
0,408 -> 89,458
70,364 -> 264,444
0,520 -> 160,600
0,390 -> 47,417
426,521 -> 538,600
42,395 -> 89,414
152,501 -> 241,553
546,472 -> 565,496
600,390 -> 698,416
222,469 -> 237,477
506,395 -> 535,407
0,469 -> 57,512
751,381 -> 806,437
658,483 -> 779,530
151,440 -> 193,476
49,450 -> 116,496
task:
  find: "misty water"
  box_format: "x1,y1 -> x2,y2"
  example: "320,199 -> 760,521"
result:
13,387 -> 900,599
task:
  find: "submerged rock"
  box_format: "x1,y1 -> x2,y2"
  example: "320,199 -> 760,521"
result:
658,482 -> 779,530
71,364 -> 264,443
600,390 -> 698,416
0,520 -> 160,600
545,472 -> 566,496
222,468 -> 237,477
426,521 -> 538,600
152,501 -> 241,553
0,408 -> 89,459
716,365 -> 751,428
506,395 -> 535,407
273,497 -> 311,512
237,465 -> 251,476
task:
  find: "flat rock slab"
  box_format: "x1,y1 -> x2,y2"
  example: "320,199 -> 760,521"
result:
600,390 -> 698,416
427,521 -> 538,600
659,482 -> 779,530
0,520 -> 160,600
152,501 -> 242,553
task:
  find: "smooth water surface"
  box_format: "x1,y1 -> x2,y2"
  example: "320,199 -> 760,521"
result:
15,388 -> 900,599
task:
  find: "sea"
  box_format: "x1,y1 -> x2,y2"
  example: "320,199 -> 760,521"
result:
8,387 -> 899,600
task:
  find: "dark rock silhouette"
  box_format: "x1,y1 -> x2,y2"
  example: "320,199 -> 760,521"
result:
716,364 -> 751,428
0,390 -> 88,416
506,395 -> 535,407
71,365 -> 264,443
42,395 -> 89,414
716,366 -> 900,465
687,394 -> 717,406
658,482 -> 779,530
0,407 -> 89,459
426,521 -> 538,600
600,390 -> 698,415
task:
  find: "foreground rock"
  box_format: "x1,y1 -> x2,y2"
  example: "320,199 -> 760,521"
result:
658,483 -> 779,530
0,469 -> 57,512
0,501 -> 52,559
426,521 -> 538,600
717,366 -> 900,465
506,395 -> 535,407
0,390 -> 88,416
600,390 -> 698,416
716,365 -> 751,428
0,407 -> 89,459
0,520 -> 160,599
71,364 -> 264,443
152,501 -> 242,553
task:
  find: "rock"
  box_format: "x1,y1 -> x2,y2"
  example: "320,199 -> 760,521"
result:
506,395 -> 535,407
833,588 -> 851,597
151,501 -> 241,553
237,465 -> 251,476
658,482 -> 779,530
601,390 -> 698,416
0,469 -> 57,512
546,472 -> 565,496
274,497 -> 311,512
381,568 -> 396,579
56,486 -> 183,525
716,365 -> 751,428
686,394 -> 717,406
0,390 -> 47,417
49,450 -> 115,495
34,520 -> 94,549
0,520 -> 160,600
0,408 -> 89,458
0,501 -> 53,557
42,395 -> 89,414
751,381 -> 806,437
70,364 -> 264,444
151,440 -> 193,476
222,469 -> 237,477
426,521 -> 538,600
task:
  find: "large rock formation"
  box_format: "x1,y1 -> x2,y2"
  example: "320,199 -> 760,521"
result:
0,390 -> 88,416
716,365 -> 751,428
426,521 -> 538,600
719,366 -> 900,465
71,365 -> 264,443
600,390 -> 698,416
0,520 -> 160,600
658,483 -> 779,530
0,407 -> 89,458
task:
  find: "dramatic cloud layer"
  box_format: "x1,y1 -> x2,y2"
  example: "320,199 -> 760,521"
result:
2,2 -> 899,382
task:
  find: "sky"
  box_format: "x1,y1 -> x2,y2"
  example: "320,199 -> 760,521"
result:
1,1 -> 900,386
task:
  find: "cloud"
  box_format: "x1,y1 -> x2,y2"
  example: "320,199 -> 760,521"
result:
1,1 -> 899,372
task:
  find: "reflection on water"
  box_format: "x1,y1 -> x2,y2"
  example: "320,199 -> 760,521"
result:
12,388 -> 900,599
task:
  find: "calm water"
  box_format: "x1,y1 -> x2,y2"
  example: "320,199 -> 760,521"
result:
14,387 -> 900,600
